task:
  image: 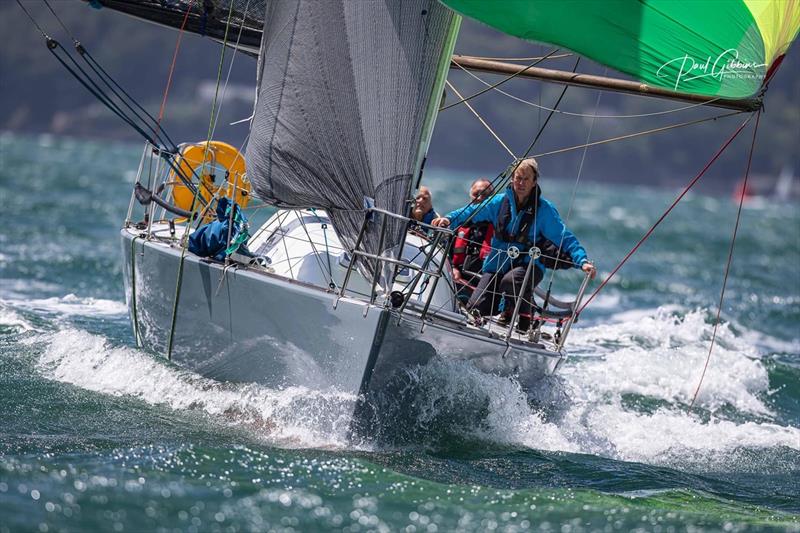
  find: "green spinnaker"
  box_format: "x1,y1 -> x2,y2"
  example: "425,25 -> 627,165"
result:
441,0 -> 800,99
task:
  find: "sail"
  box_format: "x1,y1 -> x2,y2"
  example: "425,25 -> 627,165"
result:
441,0 -> 800,99
87,0 -> 265,54
246,0 -> 460,263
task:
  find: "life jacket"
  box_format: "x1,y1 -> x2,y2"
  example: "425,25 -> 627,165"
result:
495,187 -> 574,270
452,222 -> 493,275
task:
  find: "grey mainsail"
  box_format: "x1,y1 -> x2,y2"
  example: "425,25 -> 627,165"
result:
245,0 -> 460,281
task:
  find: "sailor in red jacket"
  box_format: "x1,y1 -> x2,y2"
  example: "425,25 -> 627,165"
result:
451,179 -> 495,301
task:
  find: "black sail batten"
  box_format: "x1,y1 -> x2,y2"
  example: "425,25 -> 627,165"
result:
84,0 -> 265,55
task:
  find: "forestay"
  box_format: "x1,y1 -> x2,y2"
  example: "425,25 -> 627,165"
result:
245,0 -> 460,276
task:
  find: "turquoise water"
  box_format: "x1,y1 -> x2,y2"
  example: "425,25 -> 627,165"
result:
1,133 -> 798,532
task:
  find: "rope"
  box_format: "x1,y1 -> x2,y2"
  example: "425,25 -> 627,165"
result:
42,0 -> 76,41
203,1 -> 236,147
453,61 -> 724,119
130,236 -> 140,347
209,0 -> 251,141
577,113 -> 754,315
531,110 -> 743,159
167,1 -> 235,359
158,0 -> 194,124
42,0 -> 178,150
467,53 -> 573,62
23,1 -> 200,194
15,0 -> 48,38
544,76 -> 605,292
446,57 -> 580,232
445,80 -> 515,158
310,209 -> 336,288
689,110 -> 761,410
440,48 -> 561,112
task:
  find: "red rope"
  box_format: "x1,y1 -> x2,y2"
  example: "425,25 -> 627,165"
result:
157,0 -> 194,125
577,114 -> 753,315
689,110 -> 761,410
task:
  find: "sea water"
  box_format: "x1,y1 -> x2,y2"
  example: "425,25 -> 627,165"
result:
1,133 -> 798,531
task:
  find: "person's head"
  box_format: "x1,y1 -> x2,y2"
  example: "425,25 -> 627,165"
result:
469,179 -> 493,204
512,158 -> 539,201
412,186 -> 433,221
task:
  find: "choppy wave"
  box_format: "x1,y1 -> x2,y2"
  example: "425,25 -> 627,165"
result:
0,304 -> 35,333
34,306 -> 800,471
37,329 -> 355,449
18,294 -> 127,317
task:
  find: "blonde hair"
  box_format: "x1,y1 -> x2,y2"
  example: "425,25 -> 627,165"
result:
517,158 -> 539,179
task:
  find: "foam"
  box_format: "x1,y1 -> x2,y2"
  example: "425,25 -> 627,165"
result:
391,307 -> 800,467
19,294 -> 127,317
37,329 -> 355,449
33,305 -> 800,470
0,305 -> 35,332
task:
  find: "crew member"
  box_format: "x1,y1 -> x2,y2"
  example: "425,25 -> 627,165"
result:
410,186 -> 438,225
432,158 -> 595,329
452,178 -> 494,301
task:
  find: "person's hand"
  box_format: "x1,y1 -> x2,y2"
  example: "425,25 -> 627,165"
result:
452,268 -> 462,282
431,217 -> 450,228
582,261 -> 597,280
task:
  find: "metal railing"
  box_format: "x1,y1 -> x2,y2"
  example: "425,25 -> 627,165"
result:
335,208 -> 455,317
334,207 -> 592,353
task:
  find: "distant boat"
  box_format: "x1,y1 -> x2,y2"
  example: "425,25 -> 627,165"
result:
733,166 -> 797,204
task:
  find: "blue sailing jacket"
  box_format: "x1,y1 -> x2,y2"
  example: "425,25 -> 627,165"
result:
446,187 -> 588,274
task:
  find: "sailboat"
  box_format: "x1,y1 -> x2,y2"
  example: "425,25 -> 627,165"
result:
28,0 -> 799,433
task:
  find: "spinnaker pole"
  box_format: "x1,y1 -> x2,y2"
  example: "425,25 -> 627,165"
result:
450,55 -> 762,112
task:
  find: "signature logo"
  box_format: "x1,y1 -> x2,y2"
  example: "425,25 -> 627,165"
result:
656,48 -> 765,90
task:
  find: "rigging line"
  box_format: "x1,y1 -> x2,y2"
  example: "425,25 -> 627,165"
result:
467,52 -> 573,62
440,48 -> 561,112
447,57 -> 580,233
517,56 -> 581,254
199,0 -> 236,189
454,61 -> 724,119
577,113 -> 754,315
205,0 -> 236,143
45,42 -> 188,173
41,0 -> 76,43
168,170 -> 208,359
297,211 -> 336,285
209,0 -> 251,141
545,77 -> 605,291
45,23 -> 177,151
445,80 -> 515,158
29,3 -> 195,188
15,0 -> 48,38
278,211 -> 296,280
519,57 -> 579,161
531,110 -> 744,159
182,0 -> 235,226
39,2 -> 202,197
45,41 -> 164,150
81,50 -> 178,151
158,0 -> 194,124
689,110 -> 761,411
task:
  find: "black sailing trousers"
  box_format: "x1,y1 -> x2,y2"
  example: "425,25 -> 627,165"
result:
467,264 -> 544,317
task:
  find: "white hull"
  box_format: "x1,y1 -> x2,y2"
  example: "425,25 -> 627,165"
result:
121,211 -> 564,434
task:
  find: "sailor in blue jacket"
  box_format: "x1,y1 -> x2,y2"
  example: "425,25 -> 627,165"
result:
432,158 -> 596,326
